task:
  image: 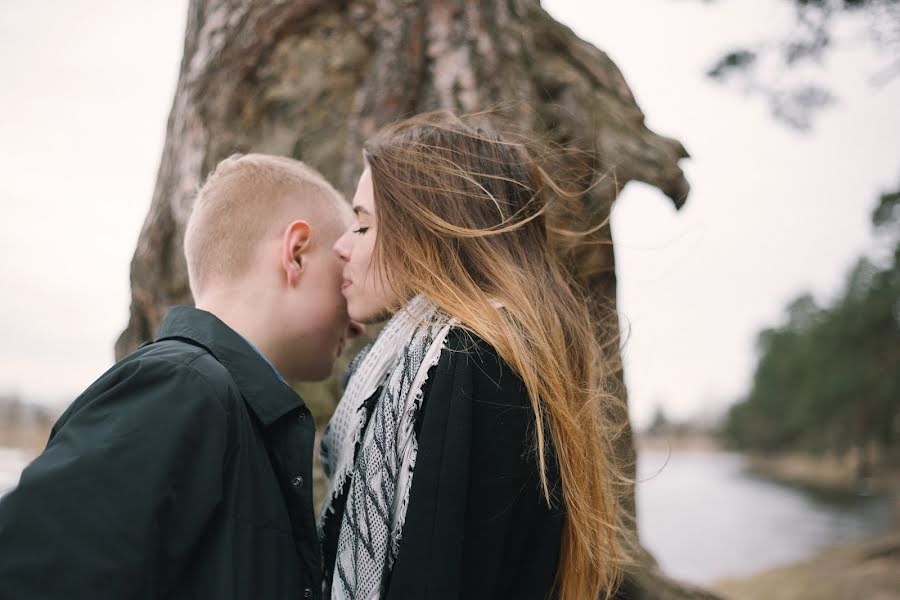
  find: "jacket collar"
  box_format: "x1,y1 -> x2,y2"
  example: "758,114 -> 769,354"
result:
155,305 -> 305,427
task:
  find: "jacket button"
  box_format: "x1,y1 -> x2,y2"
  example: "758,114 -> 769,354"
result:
303,589 -> 312,598
292,476 -> 304,487
298,412 -> 306,423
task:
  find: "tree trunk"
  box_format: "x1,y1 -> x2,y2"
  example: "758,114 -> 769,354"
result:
117,1 -> 703,596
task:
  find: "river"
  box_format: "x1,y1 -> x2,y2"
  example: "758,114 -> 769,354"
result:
1,446 -> 895,585
637,449 -> 896,584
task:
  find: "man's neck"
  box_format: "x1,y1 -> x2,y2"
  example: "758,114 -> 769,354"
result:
195,290 -> 279,369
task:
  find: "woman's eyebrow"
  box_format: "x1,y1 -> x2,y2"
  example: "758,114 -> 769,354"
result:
353,206 -> 371,216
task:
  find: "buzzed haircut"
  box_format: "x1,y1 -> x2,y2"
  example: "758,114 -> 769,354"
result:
184,153 -> 346,296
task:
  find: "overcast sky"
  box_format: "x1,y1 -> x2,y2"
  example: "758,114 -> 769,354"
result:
1,0 -> 898,428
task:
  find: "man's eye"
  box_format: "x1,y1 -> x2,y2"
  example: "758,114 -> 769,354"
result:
353,226 -> 369,235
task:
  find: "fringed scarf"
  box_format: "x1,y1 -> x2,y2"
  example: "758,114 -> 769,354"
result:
319,294 -> 456,600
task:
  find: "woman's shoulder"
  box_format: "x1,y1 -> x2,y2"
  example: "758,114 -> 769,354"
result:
443,326 -> 492,358
435,326 -> 528,404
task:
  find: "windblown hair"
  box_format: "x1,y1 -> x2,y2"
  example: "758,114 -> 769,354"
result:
184,153 -> 345,296
363,111 -> 627,599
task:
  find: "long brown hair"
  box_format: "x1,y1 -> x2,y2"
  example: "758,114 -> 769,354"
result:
363,111 -> 626,599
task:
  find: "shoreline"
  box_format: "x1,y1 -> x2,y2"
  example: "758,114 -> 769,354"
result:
638,433 -> 900,497
0,425 -> 47,458
635,433 -> 724,454
712,528 -> 900,600
745,452 -> 900,499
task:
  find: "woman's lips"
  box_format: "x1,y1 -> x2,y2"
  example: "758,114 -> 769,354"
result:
341,279 -> 352,291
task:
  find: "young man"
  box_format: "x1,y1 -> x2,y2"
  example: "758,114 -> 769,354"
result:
0,154 -> 360,600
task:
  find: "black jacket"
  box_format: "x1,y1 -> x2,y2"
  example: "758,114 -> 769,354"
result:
0,306 -> 322,600
322,329 -> 564,599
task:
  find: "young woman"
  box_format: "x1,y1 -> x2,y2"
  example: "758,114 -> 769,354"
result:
319,112 -> 625,600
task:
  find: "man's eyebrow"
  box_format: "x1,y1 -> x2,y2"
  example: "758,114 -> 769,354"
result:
352,206 -> 371,216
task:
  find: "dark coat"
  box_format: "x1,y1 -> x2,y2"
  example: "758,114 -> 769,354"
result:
0,306 -> 322,600
322,329 -> 564,600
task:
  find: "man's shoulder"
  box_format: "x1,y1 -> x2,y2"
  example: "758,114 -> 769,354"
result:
84,339 -> 239,409
50,339 -> 242,441
133,339 -> 237,391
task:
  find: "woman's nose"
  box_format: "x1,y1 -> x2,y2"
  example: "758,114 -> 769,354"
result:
333,232 -> 350,261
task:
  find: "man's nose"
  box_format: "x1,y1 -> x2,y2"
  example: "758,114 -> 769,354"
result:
348,320 -> 366,339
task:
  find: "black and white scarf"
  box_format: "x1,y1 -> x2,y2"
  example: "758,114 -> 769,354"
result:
319,294 -> 456,600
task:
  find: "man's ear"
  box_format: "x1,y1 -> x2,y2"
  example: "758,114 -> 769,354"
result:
281,220 -> 312,286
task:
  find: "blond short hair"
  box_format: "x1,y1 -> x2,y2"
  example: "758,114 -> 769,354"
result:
184,153 -> 346,296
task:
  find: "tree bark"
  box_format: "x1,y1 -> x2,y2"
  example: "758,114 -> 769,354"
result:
117,1 -> 702,596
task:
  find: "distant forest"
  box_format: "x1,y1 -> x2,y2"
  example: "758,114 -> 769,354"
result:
722,183 -> 900,464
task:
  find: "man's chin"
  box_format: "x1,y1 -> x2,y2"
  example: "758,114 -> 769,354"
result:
287,363 -> 334,384
297,374 -> 329,385
351,307 -> 393,326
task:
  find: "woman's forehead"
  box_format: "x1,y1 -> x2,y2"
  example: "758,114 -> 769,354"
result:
352,168 -> 375,215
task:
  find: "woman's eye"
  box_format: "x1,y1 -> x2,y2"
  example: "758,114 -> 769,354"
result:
353,226 -> 369,235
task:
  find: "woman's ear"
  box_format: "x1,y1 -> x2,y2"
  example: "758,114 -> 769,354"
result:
281,220 -> 312,286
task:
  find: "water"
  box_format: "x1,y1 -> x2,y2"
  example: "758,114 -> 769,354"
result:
636,449 -> 896,584
1,446 -> 895,584
0,447 -> 32,498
